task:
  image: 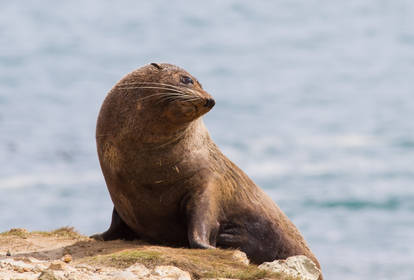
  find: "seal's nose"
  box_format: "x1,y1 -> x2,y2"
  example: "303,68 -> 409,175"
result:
204,98 -> 215,108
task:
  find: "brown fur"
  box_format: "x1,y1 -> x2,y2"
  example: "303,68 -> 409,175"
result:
93,63 -> 322,277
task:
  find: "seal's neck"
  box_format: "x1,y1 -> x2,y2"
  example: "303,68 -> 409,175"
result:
138,118 -> 208,150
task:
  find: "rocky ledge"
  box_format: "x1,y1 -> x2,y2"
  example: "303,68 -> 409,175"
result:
0,228 -> 320,280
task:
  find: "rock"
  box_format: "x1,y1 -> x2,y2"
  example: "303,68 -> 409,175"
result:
231,250 -> 249,265
64,272 -> 82,280
1,258 -> 36,273
74,264 -> 95,272
258,255 -> 321,280
14,256 -> 33,263
126,263 -> 151,278
14,266 -> 25,273
108,270 -> 136,280
153,265 -> 191,280
38,270 -> 60,280
34,263 -> 49,272
48,262 -> 65,271
201,278 -> 239,280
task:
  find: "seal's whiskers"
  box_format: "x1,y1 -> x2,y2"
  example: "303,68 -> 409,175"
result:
119,82 -> 200,96
118,86 -> 189,96
154,93 -> 201,104
117,83 -> 204,104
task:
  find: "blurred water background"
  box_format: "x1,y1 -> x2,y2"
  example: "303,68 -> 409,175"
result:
1,1 -> 414,279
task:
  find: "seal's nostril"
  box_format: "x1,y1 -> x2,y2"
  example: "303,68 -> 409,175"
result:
204,98 -> 215,108
210,99 -> 215,107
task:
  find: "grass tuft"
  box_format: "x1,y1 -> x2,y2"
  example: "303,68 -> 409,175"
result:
92,250 -> 164,268
32,227 -> 83,238
0,228 -> 29,238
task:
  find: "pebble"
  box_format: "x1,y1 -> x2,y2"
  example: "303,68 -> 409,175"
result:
62,254 -> 73,263
231,250 -> 249,265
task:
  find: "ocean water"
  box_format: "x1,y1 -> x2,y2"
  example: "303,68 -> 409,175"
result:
1,1 -> 414,279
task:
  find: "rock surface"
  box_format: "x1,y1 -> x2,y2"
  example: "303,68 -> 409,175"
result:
231,250 -> 250,266
0,227 -> 314,280
153,265 -> 191,280
258,255 -> 321,280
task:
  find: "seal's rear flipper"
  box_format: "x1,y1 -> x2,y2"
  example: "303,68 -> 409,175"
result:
90,207 -> 137,241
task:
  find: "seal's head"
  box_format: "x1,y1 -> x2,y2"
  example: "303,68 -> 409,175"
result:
116,63 -> 215,125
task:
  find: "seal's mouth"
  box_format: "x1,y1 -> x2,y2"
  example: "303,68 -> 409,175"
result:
204,98 -> 215,109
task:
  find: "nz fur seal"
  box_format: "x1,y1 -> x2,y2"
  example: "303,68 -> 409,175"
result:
92,63 -> 322,272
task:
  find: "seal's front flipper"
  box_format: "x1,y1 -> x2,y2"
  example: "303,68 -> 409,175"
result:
90,207 -> 137,241
186,184 -> 219,249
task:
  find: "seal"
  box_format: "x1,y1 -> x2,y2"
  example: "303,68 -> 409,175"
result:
93,63 -> 322,273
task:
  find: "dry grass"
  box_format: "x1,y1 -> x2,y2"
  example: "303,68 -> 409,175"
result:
0,228 -> 30,238
91,250 -> 164,268
1,227 -> 83,239
87,246 -> 299,280
32,227 -> 83,238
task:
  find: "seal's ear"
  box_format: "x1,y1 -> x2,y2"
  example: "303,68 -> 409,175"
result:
150,63 -> 162,70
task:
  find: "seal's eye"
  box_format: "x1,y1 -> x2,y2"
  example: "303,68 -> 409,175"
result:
180,76 -> 193,85
150,63 -> 162,70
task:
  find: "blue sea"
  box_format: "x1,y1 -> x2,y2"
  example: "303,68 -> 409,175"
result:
1,1 -> 413,279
